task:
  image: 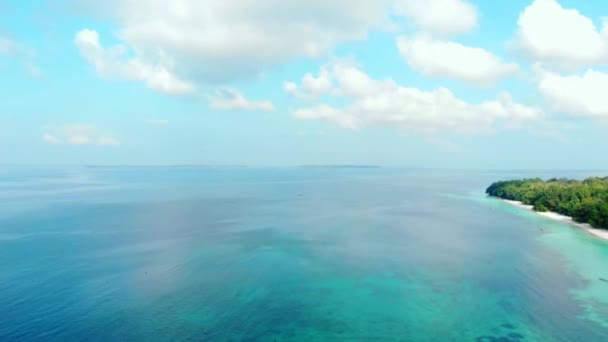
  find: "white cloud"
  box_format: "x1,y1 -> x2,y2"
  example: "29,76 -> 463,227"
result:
394,0 -> 478,37
42,133 -> 61,144
209,88 -> 275,112
301,67 -> 333,97
284,66 -> 335,99
537,68 -> 608,117
294,104 -> 360,130
516,0 -> 608,69
288,62 -> 541,133
283,82 -> 299,96
75,29 -> 196,95
397,36 -> 519,86
76,0 -> 392,87
42,125 -> 120,146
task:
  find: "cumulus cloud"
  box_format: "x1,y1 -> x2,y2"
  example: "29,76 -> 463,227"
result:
537,68 -> 608,118
283,82 -> 299,96
75,29 -> 196,95
287,62 -> 541,133
284,66 -> 335,99
42,125 -> 120,146
394,0 -> 478,37
515,0 -> 608,70
518,1 -> 608,120
76,0 -> 392,89
209,88 -> 275,111
74,0 -> 492,96
300,67 -> 334,96
397,36 -> 519,86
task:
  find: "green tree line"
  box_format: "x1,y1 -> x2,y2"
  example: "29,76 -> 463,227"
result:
486,177 -> 608,230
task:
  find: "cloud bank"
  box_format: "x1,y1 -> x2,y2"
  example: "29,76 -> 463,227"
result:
287,62 -> 540,133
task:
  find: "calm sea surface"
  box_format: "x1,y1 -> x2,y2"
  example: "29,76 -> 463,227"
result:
1,167 -> 608,341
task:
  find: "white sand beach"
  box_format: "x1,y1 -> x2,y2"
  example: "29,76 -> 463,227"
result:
502,199 -> 608,243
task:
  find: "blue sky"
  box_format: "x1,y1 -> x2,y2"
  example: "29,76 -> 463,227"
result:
1,0 -> 608,168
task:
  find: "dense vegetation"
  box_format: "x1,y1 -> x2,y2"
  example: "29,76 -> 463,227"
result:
486,177 -> 608,230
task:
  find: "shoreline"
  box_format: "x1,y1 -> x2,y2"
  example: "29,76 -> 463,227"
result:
500,199 -> 608,243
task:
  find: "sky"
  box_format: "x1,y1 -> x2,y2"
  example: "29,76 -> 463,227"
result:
1,0 -> 608,168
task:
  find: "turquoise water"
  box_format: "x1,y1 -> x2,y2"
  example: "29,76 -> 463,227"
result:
1,167 -> 607,341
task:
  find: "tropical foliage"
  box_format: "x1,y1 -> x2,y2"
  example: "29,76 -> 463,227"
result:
486,177 -> 608,230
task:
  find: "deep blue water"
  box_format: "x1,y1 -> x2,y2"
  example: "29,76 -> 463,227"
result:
1,166 -> 608,341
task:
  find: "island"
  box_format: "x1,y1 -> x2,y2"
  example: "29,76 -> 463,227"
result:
486,177 -> 608,230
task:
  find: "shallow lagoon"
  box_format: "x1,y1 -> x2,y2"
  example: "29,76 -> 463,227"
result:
1,167 -> 607,341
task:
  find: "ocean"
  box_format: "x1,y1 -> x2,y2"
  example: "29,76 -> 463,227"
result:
1,166 -> 607,341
